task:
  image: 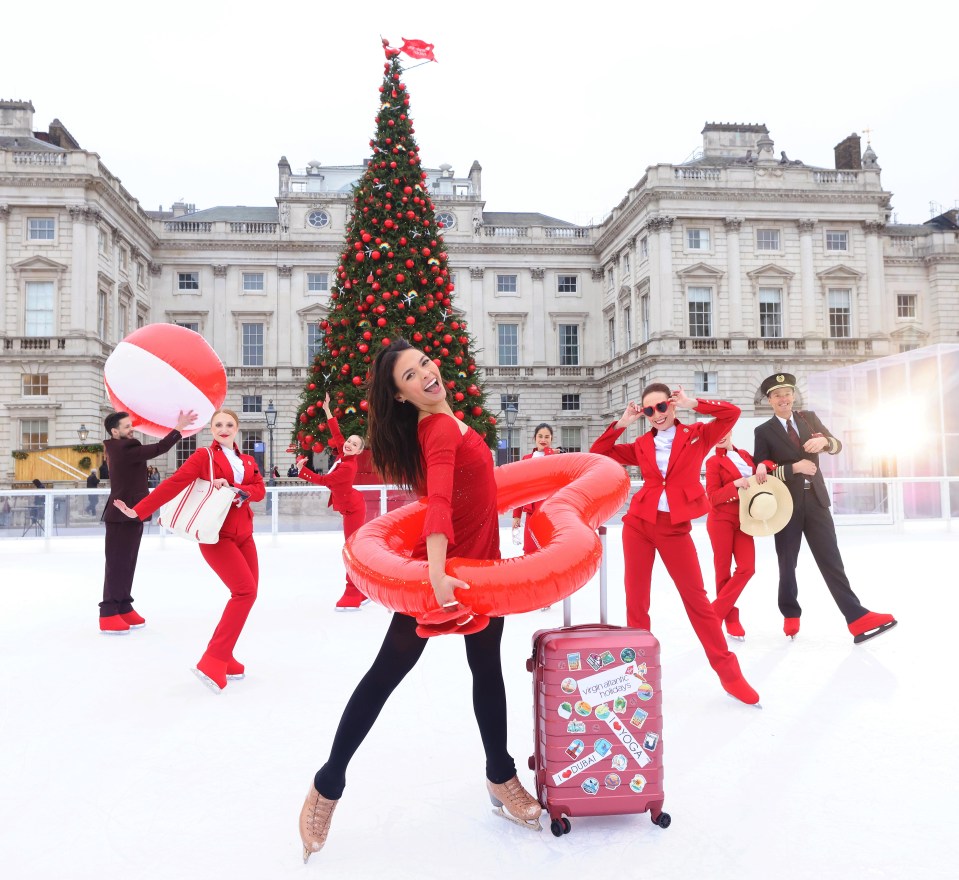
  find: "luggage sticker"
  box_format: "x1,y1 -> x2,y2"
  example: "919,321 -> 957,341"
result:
643,732 -> 660,751
567,720 -> 586,734
613,695 -> 628,714
599,650 -> 616,667
574,700 -> 593,717
558,701 -> 573,719
586,653 -> 604,672
629,708 -> 649,728
581,778 -> 600,796
561,677 -> 577,695
566,652 -> 581,672
611,754 -> 628,772
577,662 -> 645,705
594,738 -> 612,758
550,746 -> 606,786
604,773 -> 622,791
595,703 -> 612,721
629,774 -> 648,793
565,739 -> 585,759
620,647 -> 636,663
603,715 -> 652,768
636,681 -> 655,701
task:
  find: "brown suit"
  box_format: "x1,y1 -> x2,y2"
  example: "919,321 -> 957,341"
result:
100,430 -> 181,617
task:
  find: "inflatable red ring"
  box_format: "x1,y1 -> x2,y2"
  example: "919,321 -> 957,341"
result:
343,453 -> 629,636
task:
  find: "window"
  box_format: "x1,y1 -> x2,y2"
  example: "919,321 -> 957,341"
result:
694,371 -> 718,395
97,290 -> 107,338
624,306 -> 632,349
240,430 -> 262,457
640,236 -> 649,260
496,274 -> 517,294
497,323 -> 518,366
827,289 -> 851,338
22,374 -> 48,396
558,324 -> 580,366
28,218 -> 55,240
98,229 -> 107,254
120,248 -> 129,271
687,228 -> 710,250
242,322 -> 264,366
621,383 -> 628,404
899,344 -> 919,353
176,434 -> 197,468
435,211 -> 456,230
307,323 -> 324,362
606,268 -> 614,291
557,275 -> 578,295
756,229 -> 781,251
622,253 -> 630,276
560,427 -> 582,453
608,317 -> 616,359
178,272 -> 200,290
307,272 -> 329,294
20,418 -> 48,450
25,281 -> 54,336
118,302 -> 128,338
897,294 -> 917,319
606,389 -> 613,410
687,287 -> 712,337
242,395 -> 262,414
641,295 -> 650,342
499,393 -> 519,414
825,230 -> 848,252
174,321 -> 199,332
242,272 -> 265,292
136,262 -> 143,285
307,210 -> 330,228
758,287 -> 783,338
561,393 -> 581,411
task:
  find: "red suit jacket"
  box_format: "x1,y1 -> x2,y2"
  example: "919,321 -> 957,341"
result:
511,447 -> 557,518
705,447 -> 756,525
133,442 -> 265,539
590,399 -> 740,525
298,417 -> 364,515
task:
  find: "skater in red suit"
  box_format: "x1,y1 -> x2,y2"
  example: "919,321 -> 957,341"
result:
511,422 -> 558,553
705,433 -> 757,640
590,383 -> 760,706
114,408 -> 265,693
297,393 -> 370,611
299,339 -> 542,862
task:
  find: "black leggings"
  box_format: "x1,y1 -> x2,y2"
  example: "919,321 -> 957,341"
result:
314,613 -> 516,799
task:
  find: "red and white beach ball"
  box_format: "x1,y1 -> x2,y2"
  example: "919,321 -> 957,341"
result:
104,324 -> 227,438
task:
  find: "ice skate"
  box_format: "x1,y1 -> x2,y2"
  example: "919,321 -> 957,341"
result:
724,608 -> 745,640
783,617 -> 800,639
487,776 -> 542,831
849,611 -> 897,645
299,786 -> 339,863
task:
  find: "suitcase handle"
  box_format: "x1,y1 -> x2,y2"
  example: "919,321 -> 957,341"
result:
562,526 -> 608,627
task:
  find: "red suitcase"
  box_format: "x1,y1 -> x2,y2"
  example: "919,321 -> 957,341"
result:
527,528 -> 670,837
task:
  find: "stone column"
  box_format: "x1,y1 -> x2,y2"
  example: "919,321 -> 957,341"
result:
68,206 -> 88,334
0,205 -> 9,334
469,267 -> 486,353
212,264 -> 228,351
724,218 -> 743,335
798,219 -> 818,337
864,221 -> 886,337
530,266 -> 546,365
277,265 -> 293,366
644,220 -> 662,337
656,217 -> 675,336
111,228 -> 122,342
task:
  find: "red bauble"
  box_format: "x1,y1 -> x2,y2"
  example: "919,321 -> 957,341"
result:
382,337 -> 391,346
355,253 -> 364,262
360,399 -> 368,411
405,316 -> 416,325
472,406 -> 483,416
377,317 -> 387,327
488,416 -> 497,425
422,247 -> 431,257
454,411 -> 464,420
308,383 -> 316,390
454,391 -> 464,402
413,332 -> 423,342
312,442 -> 325,453
352,376 -> 363,385
299,413 -> 308,424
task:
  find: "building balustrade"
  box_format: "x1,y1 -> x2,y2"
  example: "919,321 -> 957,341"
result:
10,151 -> 67,166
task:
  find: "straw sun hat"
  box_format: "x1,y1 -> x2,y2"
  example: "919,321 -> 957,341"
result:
739,475 -> 793,537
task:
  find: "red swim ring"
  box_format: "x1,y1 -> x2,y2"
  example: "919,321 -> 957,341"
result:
344,453 -> 629,636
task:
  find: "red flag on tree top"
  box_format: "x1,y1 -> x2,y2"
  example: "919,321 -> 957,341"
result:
399,38 -> 436,61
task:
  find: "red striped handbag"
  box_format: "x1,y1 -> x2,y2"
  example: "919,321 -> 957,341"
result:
157,448 -> 235,543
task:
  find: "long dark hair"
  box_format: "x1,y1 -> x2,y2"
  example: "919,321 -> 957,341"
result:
367,338 -> 424,492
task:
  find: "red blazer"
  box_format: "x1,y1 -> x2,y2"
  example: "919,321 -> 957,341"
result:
298,417 -> 364,515
511,447 -> 558,518
705,447 -> 756,525
133,442 -> 265,539
590,399 -> 740,525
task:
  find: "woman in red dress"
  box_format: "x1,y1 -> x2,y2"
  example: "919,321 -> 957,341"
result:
296,393 -> 370,611
510,422 -> 557,552
298,339 -> 541,862
113,408 -> 265,692
705,433 -> 757,640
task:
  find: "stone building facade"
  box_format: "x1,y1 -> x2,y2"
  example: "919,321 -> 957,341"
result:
2,101 -> 957,482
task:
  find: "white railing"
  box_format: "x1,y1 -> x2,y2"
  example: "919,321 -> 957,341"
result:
484,226 -> 528,237
229,222 -> 278,234
814,171 -> 859,184
163,221 -> 213,233
673,167 -> 722,180
12,151 -> 67,165
7,477 -> 955,546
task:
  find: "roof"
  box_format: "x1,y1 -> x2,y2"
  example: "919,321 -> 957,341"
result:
481,211 -> 578,227
0,136 -> 66,152
165,206 -> 279,223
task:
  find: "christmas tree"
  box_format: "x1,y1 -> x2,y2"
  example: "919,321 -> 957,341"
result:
292,46 -> 499,459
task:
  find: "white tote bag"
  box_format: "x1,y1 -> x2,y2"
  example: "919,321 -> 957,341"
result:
157,448 -> 235,544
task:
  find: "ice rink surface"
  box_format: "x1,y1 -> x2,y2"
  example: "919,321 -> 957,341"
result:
0,523 -> 954,879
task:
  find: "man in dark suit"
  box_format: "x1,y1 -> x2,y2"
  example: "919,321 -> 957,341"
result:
753,373 -> 897,644
99,409 -> 196,634
85,470 -> 100,515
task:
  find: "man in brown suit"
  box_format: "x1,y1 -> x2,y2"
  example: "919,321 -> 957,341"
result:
99,409 -> 196,634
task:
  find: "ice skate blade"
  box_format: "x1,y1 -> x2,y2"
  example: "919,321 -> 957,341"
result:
225,673 -> 246,680
99,630 -> 130,636
491,805 -> 542,831
728,635 -> 745,642
334,606 -> 362,613
853,620 -> 897,644
192,667 -> 224,694
726,694 -> 762,709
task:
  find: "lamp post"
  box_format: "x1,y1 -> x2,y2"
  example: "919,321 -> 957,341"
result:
504,401 -> 518,463
265,399 -> 277,486
77,424 -> 89,442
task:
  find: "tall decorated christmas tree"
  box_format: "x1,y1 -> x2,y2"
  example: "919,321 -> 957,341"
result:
291,42 -> 499,459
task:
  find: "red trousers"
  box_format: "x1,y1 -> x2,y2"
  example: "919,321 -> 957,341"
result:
706,516 -> 756,621
341,505 -> 367,593
198,531 -> 258,661
622,512 -> 743,683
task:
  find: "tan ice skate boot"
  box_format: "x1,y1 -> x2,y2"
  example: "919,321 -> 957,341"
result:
486,776 -> 542,831
299,786 -> 339,863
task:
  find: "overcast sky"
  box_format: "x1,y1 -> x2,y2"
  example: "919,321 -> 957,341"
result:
3,1 -> 956,227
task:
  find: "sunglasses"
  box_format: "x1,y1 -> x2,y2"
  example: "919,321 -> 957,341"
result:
641,401 -> 671,417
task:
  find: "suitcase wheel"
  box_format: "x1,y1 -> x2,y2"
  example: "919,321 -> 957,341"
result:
527,756 -> 535,771
550,817 -> 572,837
652,811 -> 671,829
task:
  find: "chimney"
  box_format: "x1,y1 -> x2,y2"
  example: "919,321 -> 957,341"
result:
0,99 -> 36,138
834,134 -> 862,170
469,160 -> 482,198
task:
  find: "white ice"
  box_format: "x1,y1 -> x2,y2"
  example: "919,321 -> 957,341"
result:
0,522 -> 954,880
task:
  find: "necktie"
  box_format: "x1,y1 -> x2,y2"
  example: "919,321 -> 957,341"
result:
786,419 -> 802,448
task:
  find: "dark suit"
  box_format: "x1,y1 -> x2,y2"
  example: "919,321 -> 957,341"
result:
100,430 -> 182,617
753,411 -> 866,623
